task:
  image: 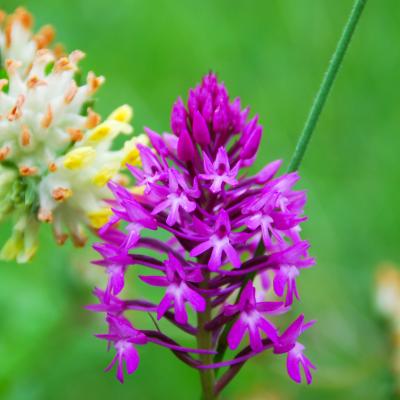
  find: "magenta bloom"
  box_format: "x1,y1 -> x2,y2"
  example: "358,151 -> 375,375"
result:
140,253 -> 206,324
97,315 -> 148,383
225,281 -> 283,352
274,314 -> 316,384
199,147 -> 240,193
286,343 -> 316,384
128,144 -> 166,191
90,73 -> 315,389
190,210 -> 248,270
273,242 -> 315,305
151,169 -> 200,226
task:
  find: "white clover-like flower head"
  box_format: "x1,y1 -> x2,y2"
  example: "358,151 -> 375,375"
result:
0,8 -> 147,262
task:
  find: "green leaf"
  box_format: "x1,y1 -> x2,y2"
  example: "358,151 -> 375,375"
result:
0,160 -> 17,170
10,179 -> 25,204
45,61 -> 55,76
0,200 -> 13,220
24,179 -> 38,207
80,99 -> 96,116
73,70 -> 82,86
0,68 -> 9,93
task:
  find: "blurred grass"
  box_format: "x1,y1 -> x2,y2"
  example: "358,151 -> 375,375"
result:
0,0 -> 399,399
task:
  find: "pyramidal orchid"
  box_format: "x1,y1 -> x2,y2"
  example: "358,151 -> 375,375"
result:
90,73 -> 316,397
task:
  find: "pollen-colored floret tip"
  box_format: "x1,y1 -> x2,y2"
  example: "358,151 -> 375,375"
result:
0,8 -> 142,263
90,72 -> 316,386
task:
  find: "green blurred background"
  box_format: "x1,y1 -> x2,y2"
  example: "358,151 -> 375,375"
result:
0,0 -> 399,399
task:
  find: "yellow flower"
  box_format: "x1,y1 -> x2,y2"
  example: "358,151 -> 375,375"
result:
131,185 -> 145,195
63,147 -> 96,170
108,104 -> 133,123
0,214 -> 39,263
87,208 -> 113,229
121,134 -> 149,167
87,123 -> 112,142
92,165 -> 119,186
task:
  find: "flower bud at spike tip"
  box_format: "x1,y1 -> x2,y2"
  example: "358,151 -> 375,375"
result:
177,128 -> 195,161
192,110 -> 210,146
171,98 -> 187,136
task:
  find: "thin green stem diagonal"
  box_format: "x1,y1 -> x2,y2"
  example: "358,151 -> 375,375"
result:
287,0 -> 367,172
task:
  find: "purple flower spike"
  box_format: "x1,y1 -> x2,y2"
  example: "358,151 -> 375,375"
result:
140,253 -> 205,324
90,73 -> 315,387
199,147 -> 240,193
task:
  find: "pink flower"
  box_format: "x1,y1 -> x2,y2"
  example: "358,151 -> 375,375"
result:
224,281 -> 284,352
97,315 -> 148,383
140,253 -> 205,324
190,210 -> 248,270
199,147 -> 239,193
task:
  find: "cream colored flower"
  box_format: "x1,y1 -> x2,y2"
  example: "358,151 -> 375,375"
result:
0,8 -> 147,262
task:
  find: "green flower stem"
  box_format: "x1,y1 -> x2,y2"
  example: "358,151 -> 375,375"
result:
197,270 -> 218,400
287,0 -> 367,172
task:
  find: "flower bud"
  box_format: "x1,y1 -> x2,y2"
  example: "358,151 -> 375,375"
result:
192,110 -> 210,146
171,98 -> 187,136
240,125 -> 262,160
177,128 -> 195,161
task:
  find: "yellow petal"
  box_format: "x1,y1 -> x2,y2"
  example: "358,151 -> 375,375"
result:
122,146 -> 140,167
0,232 -> 37,263
0,235 -> 23,261
92,166 -> 119,187
130,185 -> 145,195
121,134 -> 149,167
87,122 -> 112,142
87,208 -> 113,229
108,104 -> 133,123
63,146 -> 96,170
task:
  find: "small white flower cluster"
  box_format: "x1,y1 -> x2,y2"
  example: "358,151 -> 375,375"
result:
0,8 -> 147,262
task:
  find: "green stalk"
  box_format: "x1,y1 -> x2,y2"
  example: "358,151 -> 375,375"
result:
197,270 -> 217,400
287,0 -> 367,172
